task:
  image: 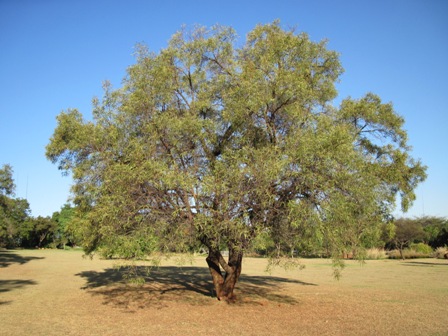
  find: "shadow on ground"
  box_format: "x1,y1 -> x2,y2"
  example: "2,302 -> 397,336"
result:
401,261 -> 448,267
76,266 -> 317,309
0,250 -> 45,268
0,279 -> 37,294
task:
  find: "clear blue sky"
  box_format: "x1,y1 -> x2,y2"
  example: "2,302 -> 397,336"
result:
1,0 -> 447,218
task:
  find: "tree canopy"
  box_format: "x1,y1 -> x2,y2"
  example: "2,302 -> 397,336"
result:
46,22 -> 426,300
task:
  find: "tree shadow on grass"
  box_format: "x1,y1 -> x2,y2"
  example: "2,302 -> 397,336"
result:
0,279 -> 37,294
401,261 -> 448,267
238,275 -> 316,306
0,250 -> 45,268
76,266 -> 317,310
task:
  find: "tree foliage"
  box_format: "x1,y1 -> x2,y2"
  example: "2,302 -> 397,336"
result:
46,22 -> 426,300
385,216 -> 448,259
417,216 -> 448,248
19,216 -> 58,248
390,217 -> 426,259
0,164 -> 15,196
0,164 -> 75,249
51,204 -> 79,248
387,216 -> 448,251
0,164 -> 31,248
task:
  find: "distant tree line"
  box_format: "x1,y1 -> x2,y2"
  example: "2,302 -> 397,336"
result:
386,216 -> 448,259
0,164 -> 77,249
249,215 -> 448,258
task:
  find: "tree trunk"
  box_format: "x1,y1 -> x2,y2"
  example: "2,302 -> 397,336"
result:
206,248 -> 243,302
399,242 -> 405,260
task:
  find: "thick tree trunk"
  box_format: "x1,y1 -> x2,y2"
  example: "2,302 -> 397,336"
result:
206,248 -> 243,302
206,251 -> 225,299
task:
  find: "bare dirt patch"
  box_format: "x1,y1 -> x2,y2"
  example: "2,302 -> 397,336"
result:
1,249 -> 447,335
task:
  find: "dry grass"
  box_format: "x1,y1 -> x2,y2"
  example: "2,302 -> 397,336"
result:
388,249 -> 433,259
365,248 -> 388,260
1,249 -> 447,336
435,246 -> 448,259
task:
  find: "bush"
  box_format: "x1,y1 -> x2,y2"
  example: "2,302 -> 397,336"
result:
409,243 -> 433,255
365,248 -> 388,260
387,248 -> 431,259
434,246 -> 448,259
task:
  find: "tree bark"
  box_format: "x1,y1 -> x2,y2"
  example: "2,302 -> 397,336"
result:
206,250 -> 224,299
399,242 -> 405,260
206,247 -> 243,302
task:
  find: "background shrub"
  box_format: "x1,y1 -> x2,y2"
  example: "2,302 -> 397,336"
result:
365,248 -> 388,260
409,243 -> 433,255
434,246 -> 448,259
387,248 -> 431,259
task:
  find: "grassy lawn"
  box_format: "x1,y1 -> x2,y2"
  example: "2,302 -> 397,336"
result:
1,249 -> 447,335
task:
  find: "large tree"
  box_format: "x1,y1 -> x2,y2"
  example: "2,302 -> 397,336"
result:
46,22 -> 426,301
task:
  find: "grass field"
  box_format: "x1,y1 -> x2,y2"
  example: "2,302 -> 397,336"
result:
1,249 -> 447,335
